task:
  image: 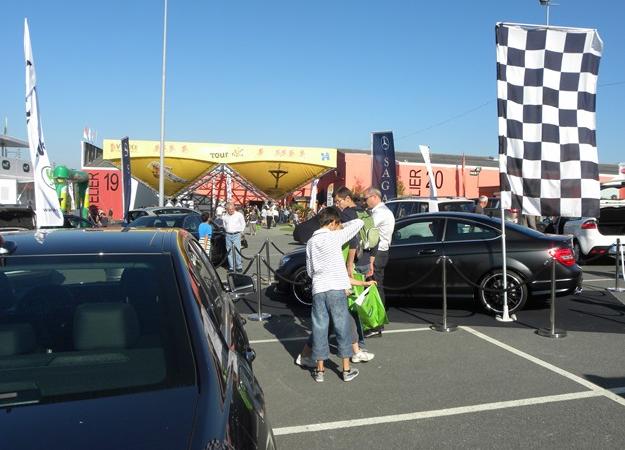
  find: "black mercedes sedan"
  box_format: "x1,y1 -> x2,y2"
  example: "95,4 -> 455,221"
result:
275,212 -> 582,314
0,229 -> 275,450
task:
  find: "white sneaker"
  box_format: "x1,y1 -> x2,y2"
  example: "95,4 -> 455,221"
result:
351,350 -> 375,363
295,354 -> 315,368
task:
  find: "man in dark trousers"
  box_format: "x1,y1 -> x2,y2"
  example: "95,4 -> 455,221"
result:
363,187 -> 395,337
334,186 -> 374,359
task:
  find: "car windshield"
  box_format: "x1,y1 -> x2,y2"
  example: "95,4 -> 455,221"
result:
129,215 -> 185,228
0,255 -> 195,407
438,201 -> 475,212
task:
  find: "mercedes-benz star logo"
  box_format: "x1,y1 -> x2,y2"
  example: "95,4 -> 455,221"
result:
381,136 -> 390,151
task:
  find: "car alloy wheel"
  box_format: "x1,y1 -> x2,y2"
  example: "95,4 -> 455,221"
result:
478,270 -> 528,314
573,241 -> 583,265
291,267 -> 312,306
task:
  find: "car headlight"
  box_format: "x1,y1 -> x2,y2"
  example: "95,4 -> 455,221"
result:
279,255 -> 291,267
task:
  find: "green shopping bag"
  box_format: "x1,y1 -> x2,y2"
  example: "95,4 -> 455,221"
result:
347,272 -> 389,331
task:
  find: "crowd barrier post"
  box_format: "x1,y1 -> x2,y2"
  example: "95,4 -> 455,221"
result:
265,237 -> 272,284
431,256 -> 457,333
608,238 -> 625,293
248,254 -> 271,322
537,257 -> 567,338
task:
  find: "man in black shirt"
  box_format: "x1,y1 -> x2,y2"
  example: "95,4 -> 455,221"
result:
334,187 -> 377,356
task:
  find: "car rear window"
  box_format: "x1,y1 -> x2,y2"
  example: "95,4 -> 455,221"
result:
0,255 -> 195,407
130,215 -> 187,228
0,209 -> 36,230
128,210 -> 148,221
438,201 -> 475,212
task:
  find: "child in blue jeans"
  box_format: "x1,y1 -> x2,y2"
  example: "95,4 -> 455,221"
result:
305,207 -> 363,382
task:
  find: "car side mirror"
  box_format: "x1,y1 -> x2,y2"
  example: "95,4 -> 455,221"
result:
227,273 -> 255,300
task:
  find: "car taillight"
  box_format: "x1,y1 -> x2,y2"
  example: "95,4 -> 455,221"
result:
580,220 -> 597,230
549,247 -> 576,267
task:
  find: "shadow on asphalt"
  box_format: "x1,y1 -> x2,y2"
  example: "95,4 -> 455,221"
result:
585,374 -> 625,390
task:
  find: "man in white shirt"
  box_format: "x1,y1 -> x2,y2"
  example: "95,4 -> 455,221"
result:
222,202 -> 246,272
364,187 -> 395,313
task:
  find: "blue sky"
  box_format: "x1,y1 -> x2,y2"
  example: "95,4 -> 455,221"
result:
1,0 -> 624,168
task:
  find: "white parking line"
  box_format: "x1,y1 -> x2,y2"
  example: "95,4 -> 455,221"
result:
461,326 -> 625,407
249,327 -> 431,344
273,391 -> 600,435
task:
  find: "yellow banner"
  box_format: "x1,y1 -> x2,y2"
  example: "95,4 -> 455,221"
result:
103,139 -> 337,167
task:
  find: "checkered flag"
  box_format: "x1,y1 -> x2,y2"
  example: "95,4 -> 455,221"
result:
496,23 -> 603,218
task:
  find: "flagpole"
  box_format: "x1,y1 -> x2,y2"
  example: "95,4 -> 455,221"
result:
497,154 -> 514,322
158,0 -> 168,206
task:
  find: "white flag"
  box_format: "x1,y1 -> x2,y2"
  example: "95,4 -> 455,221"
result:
226,173 -> 232,201
419,145 -> 438,198
309,178 -> 319,210
24,19 -> 63,227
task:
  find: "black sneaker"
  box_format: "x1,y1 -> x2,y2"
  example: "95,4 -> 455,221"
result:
364,328 -> 383,338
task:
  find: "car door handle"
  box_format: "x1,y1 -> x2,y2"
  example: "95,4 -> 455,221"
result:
418,249 -> 437,255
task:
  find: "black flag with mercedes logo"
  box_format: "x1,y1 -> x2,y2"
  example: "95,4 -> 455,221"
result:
371,131 -> 397,201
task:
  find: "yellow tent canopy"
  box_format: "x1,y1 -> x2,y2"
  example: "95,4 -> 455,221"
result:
103,139 -> 337,198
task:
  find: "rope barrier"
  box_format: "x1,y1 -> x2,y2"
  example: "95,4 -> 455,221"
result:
446,257 -> 553,293
378,261 -> 442,291
271,242 -> 286,255
260,257 -> 309,286
242,257 -> 255,275
233,245 -> 256,261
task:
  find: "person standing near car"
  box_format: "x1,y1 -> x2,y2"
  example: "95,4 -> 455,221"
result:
475,195 -> 488,215
87,205 -> 102,227
246,206 -> 258,236
198,212 -> 213,256
334,187 -> 375,361
363,188 -> 395,336
222,202 -> 246,272
272,204 -> 279,227
266,204 -> 274,229
306,207 -> 363,382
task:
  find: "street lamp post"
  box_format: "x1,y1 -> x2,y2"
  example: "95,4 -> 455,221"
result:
158,0 -> 168,206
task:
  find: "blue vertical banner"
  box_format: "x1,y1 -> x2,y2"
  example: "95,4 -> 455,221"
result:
120,136 -> 132,222
371,131 -> 397,201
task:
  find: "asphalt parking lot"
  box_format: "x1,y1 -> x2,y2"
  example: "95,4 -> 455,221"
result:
226,225 -> 625,449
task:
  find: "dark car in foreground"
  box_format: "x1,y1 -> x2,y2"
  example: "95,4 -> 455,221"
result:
0,229 -> 275,450
126,214 -> 227,267
276,212 -> 582,314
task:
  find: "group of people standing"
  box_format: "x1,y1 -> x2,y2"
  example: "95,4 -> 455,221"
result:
87,205 -> 114,227
198,189 -> 397,383
296,187 -> 395,382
